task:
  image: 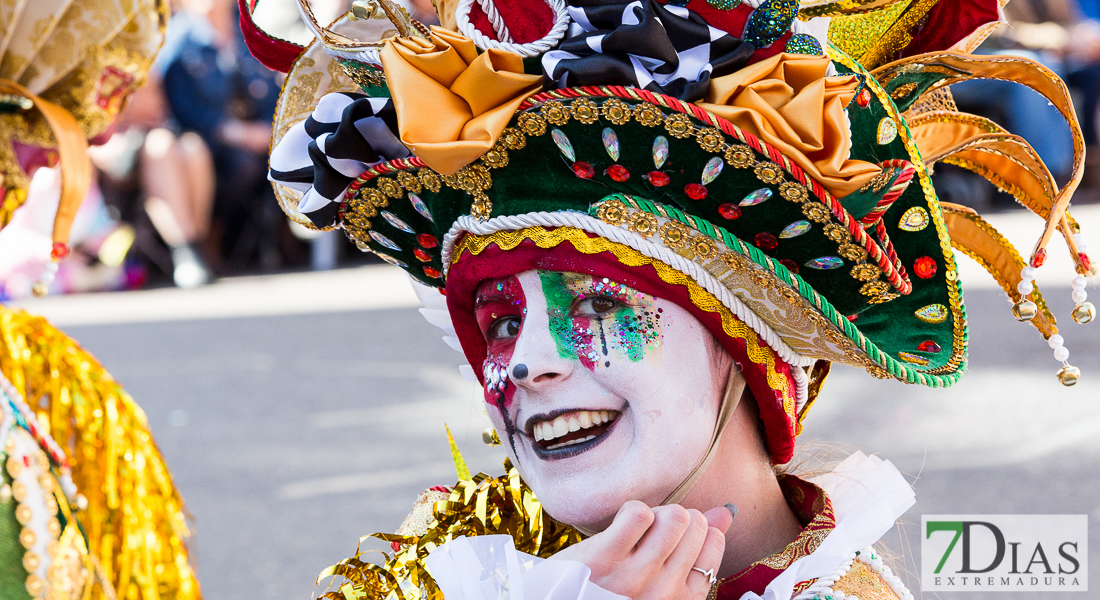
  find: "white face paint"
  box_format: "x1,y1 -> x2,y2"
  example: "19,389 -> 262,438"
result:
474,269 -> 732,530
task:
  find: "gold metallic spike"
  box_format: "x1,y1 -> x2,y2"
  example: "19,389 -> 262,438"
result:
445,425 -> 471,481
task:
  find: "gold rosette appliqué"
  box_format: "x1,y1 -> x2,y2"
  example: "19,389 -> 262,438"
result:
315,460 -> 583,600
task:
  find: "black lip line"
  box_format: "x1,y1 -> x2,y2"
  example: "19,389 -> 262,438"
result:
530,408 -> 623,461
522,405 -> 624,435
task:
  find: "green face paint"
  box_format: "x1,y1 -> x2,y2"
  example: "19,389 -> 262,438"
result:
537,270 -> 662,370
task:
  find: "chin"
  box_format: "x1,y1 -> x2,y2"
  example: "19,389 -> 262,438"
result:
533,477 -> 639,531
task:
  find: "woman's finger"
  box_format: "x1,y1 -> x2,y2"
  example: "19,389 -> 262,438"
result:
685,524 -> 728,597
631,504 -> 693,568
662,508 -> 710,575
703,504 -> 735,534
598,500 -> 655,560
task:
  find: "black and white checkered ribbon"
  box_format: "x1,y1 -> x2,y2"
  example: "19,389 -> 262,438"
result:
541,0 -> 754,102
269,92 -> 410,228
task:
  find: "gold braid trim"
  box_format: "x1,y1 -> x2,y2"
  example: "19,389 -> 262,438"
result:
0,307 -> 200,600
451,226 -> 797,419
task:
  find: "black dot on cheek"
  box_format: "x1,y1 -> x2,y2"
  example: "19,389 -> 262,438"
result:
604,361 -> 610,368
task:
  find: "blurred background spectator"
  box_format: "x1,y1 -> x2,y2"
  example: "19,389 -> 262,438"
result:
935,0 -> 1100,210
4,0 -> 1095,299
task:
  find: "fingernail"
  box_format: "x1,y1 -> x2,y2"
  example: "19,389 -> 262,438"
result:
724,503 -> 738,522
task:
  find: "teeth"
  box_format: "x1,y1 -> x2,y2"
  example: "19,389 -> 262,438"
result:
546,435 -> 597,450
552,417 -> 569,438
532,410 -> 618,443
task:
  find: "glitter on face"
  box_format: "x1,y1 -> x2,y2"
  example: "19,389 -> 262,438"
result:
537,271 -> 662,371
474,276 -> 528,455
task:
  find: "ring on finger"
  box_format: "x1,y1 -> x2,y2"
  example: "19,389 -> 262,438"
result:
691,567 -> 717,585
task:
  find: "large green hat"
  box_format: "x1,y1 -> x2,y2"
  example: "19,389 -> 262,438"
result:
261,0 -> 1090,464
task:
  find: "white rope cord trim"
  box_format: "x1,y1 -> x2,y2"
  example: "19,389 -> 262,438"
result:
443,212 -> 816,374
794,547 -> 915,600
454,0 -> 571,58
320,46 -> 383,67
476,0 -> 512,42
791,363 -> 809,412
792,553 -> 857,600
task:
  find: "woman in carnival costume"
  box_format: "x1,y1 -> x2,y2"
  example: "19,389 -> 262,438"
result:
0,0 -> 201,598
253,0 -> 1091,597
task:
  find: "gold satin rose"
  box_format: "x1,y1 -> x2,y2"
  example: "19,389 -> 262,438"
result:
699,53 -> 881,199
380,27 -> 543,175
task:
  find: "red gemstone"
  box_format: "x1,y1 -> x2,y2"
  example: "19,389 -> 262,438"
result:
917,340 -> 942,353
1079,252 -> 1091,271
847,314 -> 860,322
606,164 -> 631,182
913,256 -> 937,279
423,266 -> 443,278
572,161 -> 595,179
684,183 -> 708,200
1031,248 -> 1047,268
645,171 -> 670,187
50,242 -> 69,260
780,259 -> 799,274
414,248 -> 432,262
718,203 -> 741,220
856,88 -> 871,108
754,232 -> 778,252
417,233 -> 439,248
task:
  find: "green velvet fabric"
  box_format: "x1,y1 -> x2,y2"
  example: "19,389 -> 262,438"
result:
0,444 -> 33,600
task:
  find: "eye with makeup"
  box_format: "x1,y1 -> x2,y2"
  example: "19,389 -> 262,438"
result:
487,316 -> 522,341
571,295 -> 623,318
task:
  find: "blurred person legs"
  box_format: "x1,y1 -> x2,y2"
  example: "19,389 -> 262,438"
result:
142,128 -> 215,287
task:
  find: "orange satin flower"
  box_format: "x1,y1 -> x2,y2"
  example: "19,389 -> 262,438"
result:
698,53 -> 881,199
380,27 -> 543,175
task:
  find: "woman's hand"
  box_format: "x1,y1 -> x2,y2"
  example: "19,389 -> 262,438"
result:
551,501 -> 734,599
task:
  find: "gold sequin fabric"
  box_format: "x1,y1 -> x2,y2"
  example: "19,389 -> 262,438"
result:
394,489 -> 451,538
0,307 -> 201,600
833,558 -> 903,600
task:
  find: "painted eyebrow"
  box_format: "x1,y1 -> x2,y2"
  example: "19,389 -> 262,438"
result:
474,285 -> 518,307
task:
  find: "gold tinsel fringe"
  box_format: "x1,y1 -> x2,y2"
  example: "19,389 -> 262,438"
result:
316,460 -> 583,600
0,306 -> 201,600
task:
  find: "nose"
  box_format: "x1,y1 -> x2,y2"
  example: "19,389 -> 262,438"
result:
509,293 -> 574,390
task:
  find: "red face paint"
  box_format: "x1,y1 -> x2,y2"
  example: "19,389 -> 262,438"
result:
474,276 -> 527,411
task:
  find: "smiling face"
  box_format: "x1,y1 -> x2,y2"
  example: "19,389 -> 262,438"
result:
473,269 -> 733,530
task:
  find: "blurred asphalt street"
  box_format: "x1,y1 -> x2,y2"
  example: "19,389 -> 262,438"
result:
10,209 -> 1100,600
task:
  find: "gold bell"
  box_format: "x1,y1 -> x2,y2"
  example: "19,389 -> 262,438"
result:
482,427 -> 501,446
1057,364 -> 1081,386
349,0 -> 378,20
1072,302 -> 1095,324
30,282 -> 48,297
1012,299 -> 1037,321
